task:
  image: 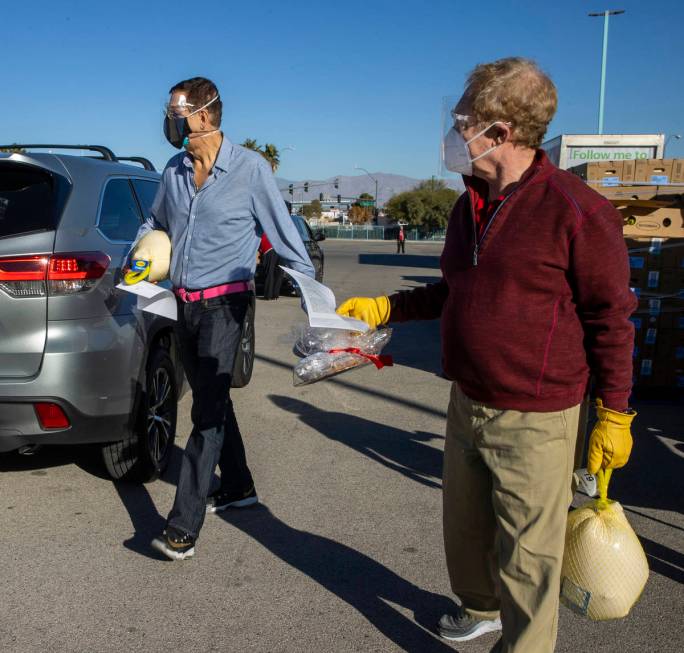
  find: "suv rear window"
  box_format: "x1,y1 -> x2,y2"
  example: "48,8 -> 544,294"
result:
131,179 -> 160,221
0,164 -> 60,238
98,179 -> 143,242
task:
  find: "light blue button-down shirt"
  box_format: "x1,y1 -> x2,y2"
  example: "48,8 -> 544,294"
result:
133,135 -> 314,290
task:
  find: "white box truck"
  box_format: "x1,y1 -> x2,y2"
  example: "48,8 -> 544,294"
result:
541,134 -> 664,170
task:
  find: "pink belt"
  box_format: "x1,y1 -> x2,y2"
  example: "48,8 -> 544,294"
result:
175,280 -> 254,303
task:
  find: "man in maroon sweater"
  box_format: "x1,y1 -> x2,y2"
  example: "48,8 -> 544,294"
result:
338,58 -> 637,653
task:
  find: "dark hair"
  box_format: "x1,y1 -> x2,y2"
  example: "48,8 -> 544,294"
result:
169,77 -> 222,127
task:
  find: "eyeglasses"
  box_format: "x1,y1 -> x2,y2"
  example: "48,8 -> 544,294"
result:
451,110 -> 512,132
164,99 -> 196,119
451,111 -> 473,132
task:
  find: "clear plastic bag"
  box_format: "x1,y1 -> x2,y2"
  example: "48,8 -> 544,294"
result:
292,326 -> 393,386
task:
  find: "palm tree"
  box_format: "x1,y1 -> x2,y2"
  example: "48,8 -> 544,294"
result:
241,138 -> 260,152
262,143 -> 280,172
241,139 -> 280,173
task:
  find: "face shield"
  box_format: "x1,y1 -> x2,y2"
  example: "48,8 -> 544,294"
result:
163,94 -> 220,149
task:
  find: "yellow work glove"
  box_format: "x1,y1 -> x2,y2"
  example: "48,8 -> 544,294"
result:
587,399 -> 636,475
336,296 -> 391,329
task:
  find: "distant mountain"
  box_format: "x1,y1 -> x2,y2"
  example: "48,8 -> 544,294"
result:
275,173 -> 464,206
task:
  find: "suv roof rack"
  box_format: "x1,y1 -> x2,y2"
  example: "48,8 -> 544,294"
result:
117,156 -> 156,171
0,144 -> 117,161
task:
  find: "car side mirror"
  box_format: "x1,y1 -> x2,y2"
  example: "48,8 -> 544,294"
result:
314,231 -> 326,242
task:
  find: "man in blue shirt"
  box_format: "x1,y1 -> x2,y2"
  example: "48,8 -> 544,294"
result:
139,77 -> 314,560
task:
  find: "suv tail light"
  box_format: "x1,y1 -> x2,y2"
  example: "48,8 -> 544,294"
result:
0,252 -> 110,298
48,252 -> 110,295
0,256 -> 49,298
34,402 -> 70,429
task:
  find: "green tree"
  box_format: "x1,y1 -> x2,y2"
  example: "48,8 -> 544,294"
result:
385,179 -> 459,231
0,145 -> 25,153
301,199 -> 323,220
348,204 -> 372,224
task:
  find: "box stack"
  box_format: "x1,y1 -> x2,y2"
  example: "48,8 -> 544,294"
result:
570,158 -> 684,202
621,206 -> 684,390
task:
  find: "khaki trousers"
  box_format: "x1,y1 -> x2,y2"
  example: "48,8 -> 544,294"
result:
443,384 -> 582,653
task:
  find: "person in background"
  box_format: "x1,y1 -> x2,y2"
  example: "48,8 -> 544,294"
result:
337,58 -> 637,653
396,225 -> 406,253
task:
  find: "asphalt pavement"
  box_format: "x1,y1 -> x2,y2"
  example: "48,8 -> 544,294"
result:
1,239 -> 682,653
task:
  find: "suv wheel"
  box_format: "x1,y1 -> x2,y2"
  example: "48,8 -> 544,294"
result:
102,346 -> 177,482
314,258 -> 324,283
231,299 -> 255,388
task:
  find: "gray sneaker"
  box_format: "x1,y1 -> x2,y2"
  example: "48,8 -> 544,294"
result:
437,606 -> 502,642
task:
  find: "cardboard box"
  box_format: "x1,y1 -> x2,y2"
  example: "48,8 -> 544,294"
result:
657,309 -> 684,330
571,161 -> 623,186
593,184 -> 661,201
621,206 -> 684,238
625,236 -> 684,269
634,159 -> 674,184
622,159 -> 636,182
671,159 -> 684,184
632,349 -> 682,387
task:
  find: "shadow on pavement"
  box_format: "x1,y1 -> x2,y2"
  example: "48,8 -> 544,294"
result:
359,253 -> 441,269
399,274 -> 443,287
387,319 -> 443,376
112,444 -> 219,560
256,353 -> 448,420
0,443 -> 111,480
269,395 -> 443,489
221,504 -> 459,653
610,402 -> 684,516
638,535 -> 684,584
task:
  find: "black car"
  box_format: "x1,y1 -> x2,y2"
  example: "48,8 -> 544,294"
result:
256,215 -> 325,295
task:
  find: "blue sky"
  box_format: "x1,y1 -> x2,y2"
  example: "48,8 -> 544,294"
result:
3,0 -> 683,181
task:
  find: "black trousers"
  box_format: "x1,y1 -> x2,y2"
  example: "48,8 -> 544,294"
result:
167,292 -> 254,538
397,240 -> 405,253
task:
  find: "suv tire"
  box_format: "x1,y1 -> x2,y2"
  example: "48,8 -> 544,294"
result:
231,299 -> 255,388
102,346 -> 177,482
314,257 -> 324,283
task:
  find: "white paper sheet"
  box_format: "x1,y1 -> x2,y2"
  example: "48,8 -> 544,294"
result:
115,281 -> 177,320
280,266 -> 369,332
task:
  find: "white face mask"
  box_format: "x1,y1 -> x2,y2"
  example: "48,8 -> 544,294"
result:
442,121 -> 507,176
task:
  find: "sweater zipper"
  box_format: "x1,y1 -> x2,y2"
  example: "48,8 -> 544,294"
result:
469,166 -> 542,267
472,195 -> 511,267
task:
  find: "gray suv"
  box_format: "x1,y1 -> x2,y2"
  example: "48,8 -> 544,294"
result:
0,145 -> 255,481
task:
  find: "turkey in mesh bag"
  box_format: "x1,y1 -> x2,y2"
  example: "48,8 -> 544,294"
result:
561,469 -> 649,620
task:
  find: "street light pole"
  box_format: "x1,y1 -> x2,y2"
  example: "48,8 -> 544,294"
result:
354,166 -> 379,222
589,9 -> 625,135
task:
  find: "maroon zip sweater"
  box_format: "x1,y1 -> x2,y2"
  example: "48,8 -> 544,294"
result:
389,150 -> 637,412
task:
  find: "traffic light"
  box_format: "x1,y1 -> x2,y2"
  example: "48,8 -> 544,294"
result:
319,193 -> 324,201
304,182 -> 309,193
337,194 -> 341,204
288,184 -> 293,196
334,178 -> 339,189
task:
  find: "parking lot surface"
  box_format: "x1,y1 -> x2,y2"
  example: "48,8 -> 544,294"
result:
1,239 -> 682,652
